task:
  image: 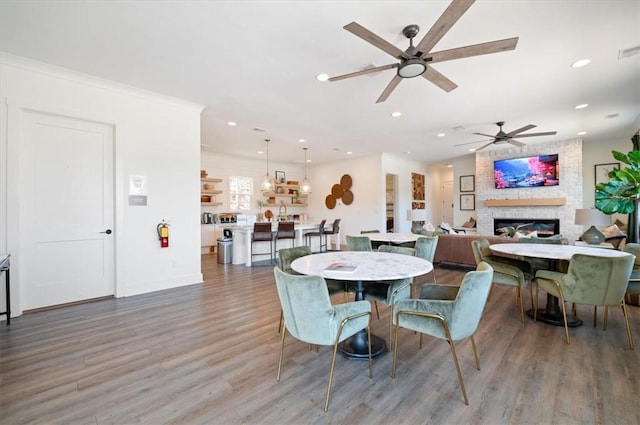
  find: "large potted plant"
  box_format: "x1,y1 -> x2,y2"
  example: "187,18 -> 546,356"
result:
595,150 -> 640,243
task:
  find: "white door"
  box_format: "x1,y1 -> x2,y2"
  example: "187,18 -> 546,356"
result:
441,181 -> 454,224
20,110 -> 114,310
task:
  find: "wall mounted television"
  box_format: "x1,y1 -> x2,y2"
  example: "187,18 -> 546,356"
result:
494,154 -> 559,189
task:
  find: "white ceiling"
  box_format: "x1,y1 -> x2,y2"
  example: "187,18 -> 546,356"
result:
1,0 -> 639,166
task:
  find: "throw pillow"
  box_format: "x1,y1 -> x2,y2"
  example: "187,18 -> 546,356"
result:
461,217 -> 476,228
601,224 -> 626,239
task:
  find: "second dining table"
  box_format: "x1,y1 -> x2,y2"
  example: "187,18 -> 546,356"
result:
291,250 -> 432,359
489,243 -> 632,327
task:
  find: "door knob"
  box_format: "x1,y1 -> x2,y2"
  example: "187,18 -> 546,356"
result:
100,229 -> 112,234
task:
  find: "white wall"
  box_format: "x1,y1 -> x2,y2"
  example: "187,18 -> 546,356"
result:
0,54 -> 204,316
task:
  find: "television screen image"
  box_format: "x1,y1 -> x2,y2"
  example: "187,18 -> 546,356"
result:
494,154 -> 559,189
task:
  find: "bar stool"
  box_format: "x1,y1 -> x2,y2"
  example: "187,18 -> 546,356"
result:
251,222 -> 274,263
275,221 -> 296,256
323,219 -> 341,251
304,219 -> 327,253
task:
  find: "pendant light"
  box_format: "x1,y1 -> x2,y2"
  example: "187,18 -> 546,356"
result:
300,147 -> 311,194
260,138 -> 274,191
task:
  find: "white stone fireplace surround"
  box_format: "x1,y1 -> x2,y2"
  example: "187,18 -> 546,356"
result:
475,139 -> 583,243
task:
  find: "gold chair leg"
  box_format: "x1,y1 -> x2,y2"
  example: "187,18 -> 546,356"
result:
621,302 -> 635,350
558,292 -> 570,345
374,301 -> 380,320
604,306 -> 609,330
470,335 -> 480,370
325,338 -> 341,412
276,327 -> 287,381
278,309 -> 283,334
517,285 -> 525,323
447,338 -> 469,405
391,321 -> 400,379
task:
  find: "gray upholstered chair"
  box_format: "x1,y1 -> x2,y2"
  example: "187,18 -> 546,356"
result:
361,244 -> 414,343
391,262 -> 494,405
413,236 -> 439,296
535,253 -> 635,349
277,246 -> 348,332
471,239 -> 533,323
346,235 -> 373,252
273,267 -> 372,412
518,235 -> 565,273
624,243 -> 640,303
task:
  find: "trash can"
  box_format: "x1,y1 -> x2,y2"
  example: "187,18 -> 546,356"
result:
217,237 -> 233,264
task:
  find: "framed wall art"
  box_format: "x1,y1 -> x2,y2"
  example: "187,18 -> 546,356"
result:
460,194 -> 475,211
275,170 -> 286,184
594,163 -> 619,186
460,175 -> 475,192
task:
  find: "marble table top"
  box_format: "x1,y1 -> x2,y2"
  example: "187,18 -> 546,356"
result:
490,243 -> 633,260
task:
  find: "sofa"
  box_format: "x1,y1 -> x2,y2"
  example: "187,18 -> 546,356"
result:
433,234 -> 514,267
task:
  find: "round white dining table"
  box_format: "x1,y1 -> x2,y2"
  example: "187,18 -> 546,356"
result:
291,251 -> 432,358
489,243 -> 633,327
357,233 -> 423,245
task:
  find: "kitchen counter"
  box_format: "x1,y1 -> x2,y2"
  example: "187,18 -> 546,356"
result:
227,222 -> 340,266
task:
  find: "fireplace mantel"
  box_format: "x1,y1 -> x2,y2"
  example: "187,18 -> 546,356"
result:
484,197 -> 566,207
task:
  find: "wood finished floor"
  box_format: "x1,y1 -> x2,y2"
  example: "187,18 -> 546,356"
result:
1,255 -> 639,425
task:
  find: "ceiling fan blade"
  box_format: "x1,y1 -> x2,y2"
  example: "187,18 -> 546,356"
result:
512,131 -> 558,138
414,0 -> 476,56
473,132 -> 497,138
376,75 -> 403,103
421,67 -> 458,92
506,124 -> 536,137
509,139 -> 526,147
328,63 -> 398,82
343,22 -> 408,60
475,140 -> 497,151
428,37 -> 519,63
454,138 -> 492,147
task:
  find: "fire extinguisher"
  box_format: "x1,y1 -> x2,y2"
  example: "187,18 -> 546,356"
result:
157,219 -> 169,248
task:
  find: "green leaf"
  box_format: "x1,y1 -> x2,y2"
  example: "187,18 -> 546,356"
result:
612,150 -> 629,165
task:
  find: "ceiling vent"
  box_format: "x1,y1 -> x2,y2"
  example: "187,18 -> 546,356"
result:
618,45 -> 640,59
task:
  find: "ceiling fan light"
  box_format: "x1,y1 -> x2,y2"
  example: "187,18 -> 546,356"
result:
397,58 -> 426,78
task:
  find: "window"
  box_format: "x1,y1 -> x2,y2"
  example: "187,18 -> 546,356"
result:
229,176 -> 252,211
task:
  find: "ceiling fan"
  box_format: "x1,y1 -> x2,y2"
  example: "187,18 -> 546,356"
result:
455,121 -> 558,151
328,0 -> 519,103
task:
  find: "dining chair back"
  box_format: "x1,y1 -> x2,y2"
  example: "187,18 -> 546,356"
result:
535,253 -> 635,349
413,236 -> 439,294
273,267 -> 372,411
471,239 -> 533,323
346,235 -> 372,252
391,262 -> 494,405
623,243 -> 640,303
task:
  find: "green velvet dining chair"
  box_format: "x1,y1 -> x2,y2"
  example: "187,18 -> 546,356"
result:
391,262 -> 494,405
346,235 -> 373,252
623,243 -> 640,303
273,267 -> 372,412
471,239 -> 533,323
413,236 -> 439,296
277,246 -> 348,333
535,253 -> 635,349
363,244 -> 414,343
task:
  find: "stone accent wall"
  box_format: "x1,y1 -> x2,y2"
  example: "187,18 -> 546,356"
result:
475,139 -> 583,243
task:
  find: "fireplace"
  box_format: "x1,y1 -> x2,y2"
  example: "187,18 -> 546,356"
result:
493,218 -> 560,237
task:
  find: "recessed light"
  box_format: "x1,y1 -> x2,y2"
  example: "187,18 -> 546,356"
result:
257,150 -> 264,154
227,121 -> 237,126
571,59 -> 591,68
316,73 -> 329,82
391,112 -> 402,117
446,164 -> 453,168
298,139 -> 306,143
405,151 -> 411,155
437,133 -> 446,137
346,151 -> 353,155
468,148 -> 476,152
577,131 -> 587,136
575,103 -> 589,110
